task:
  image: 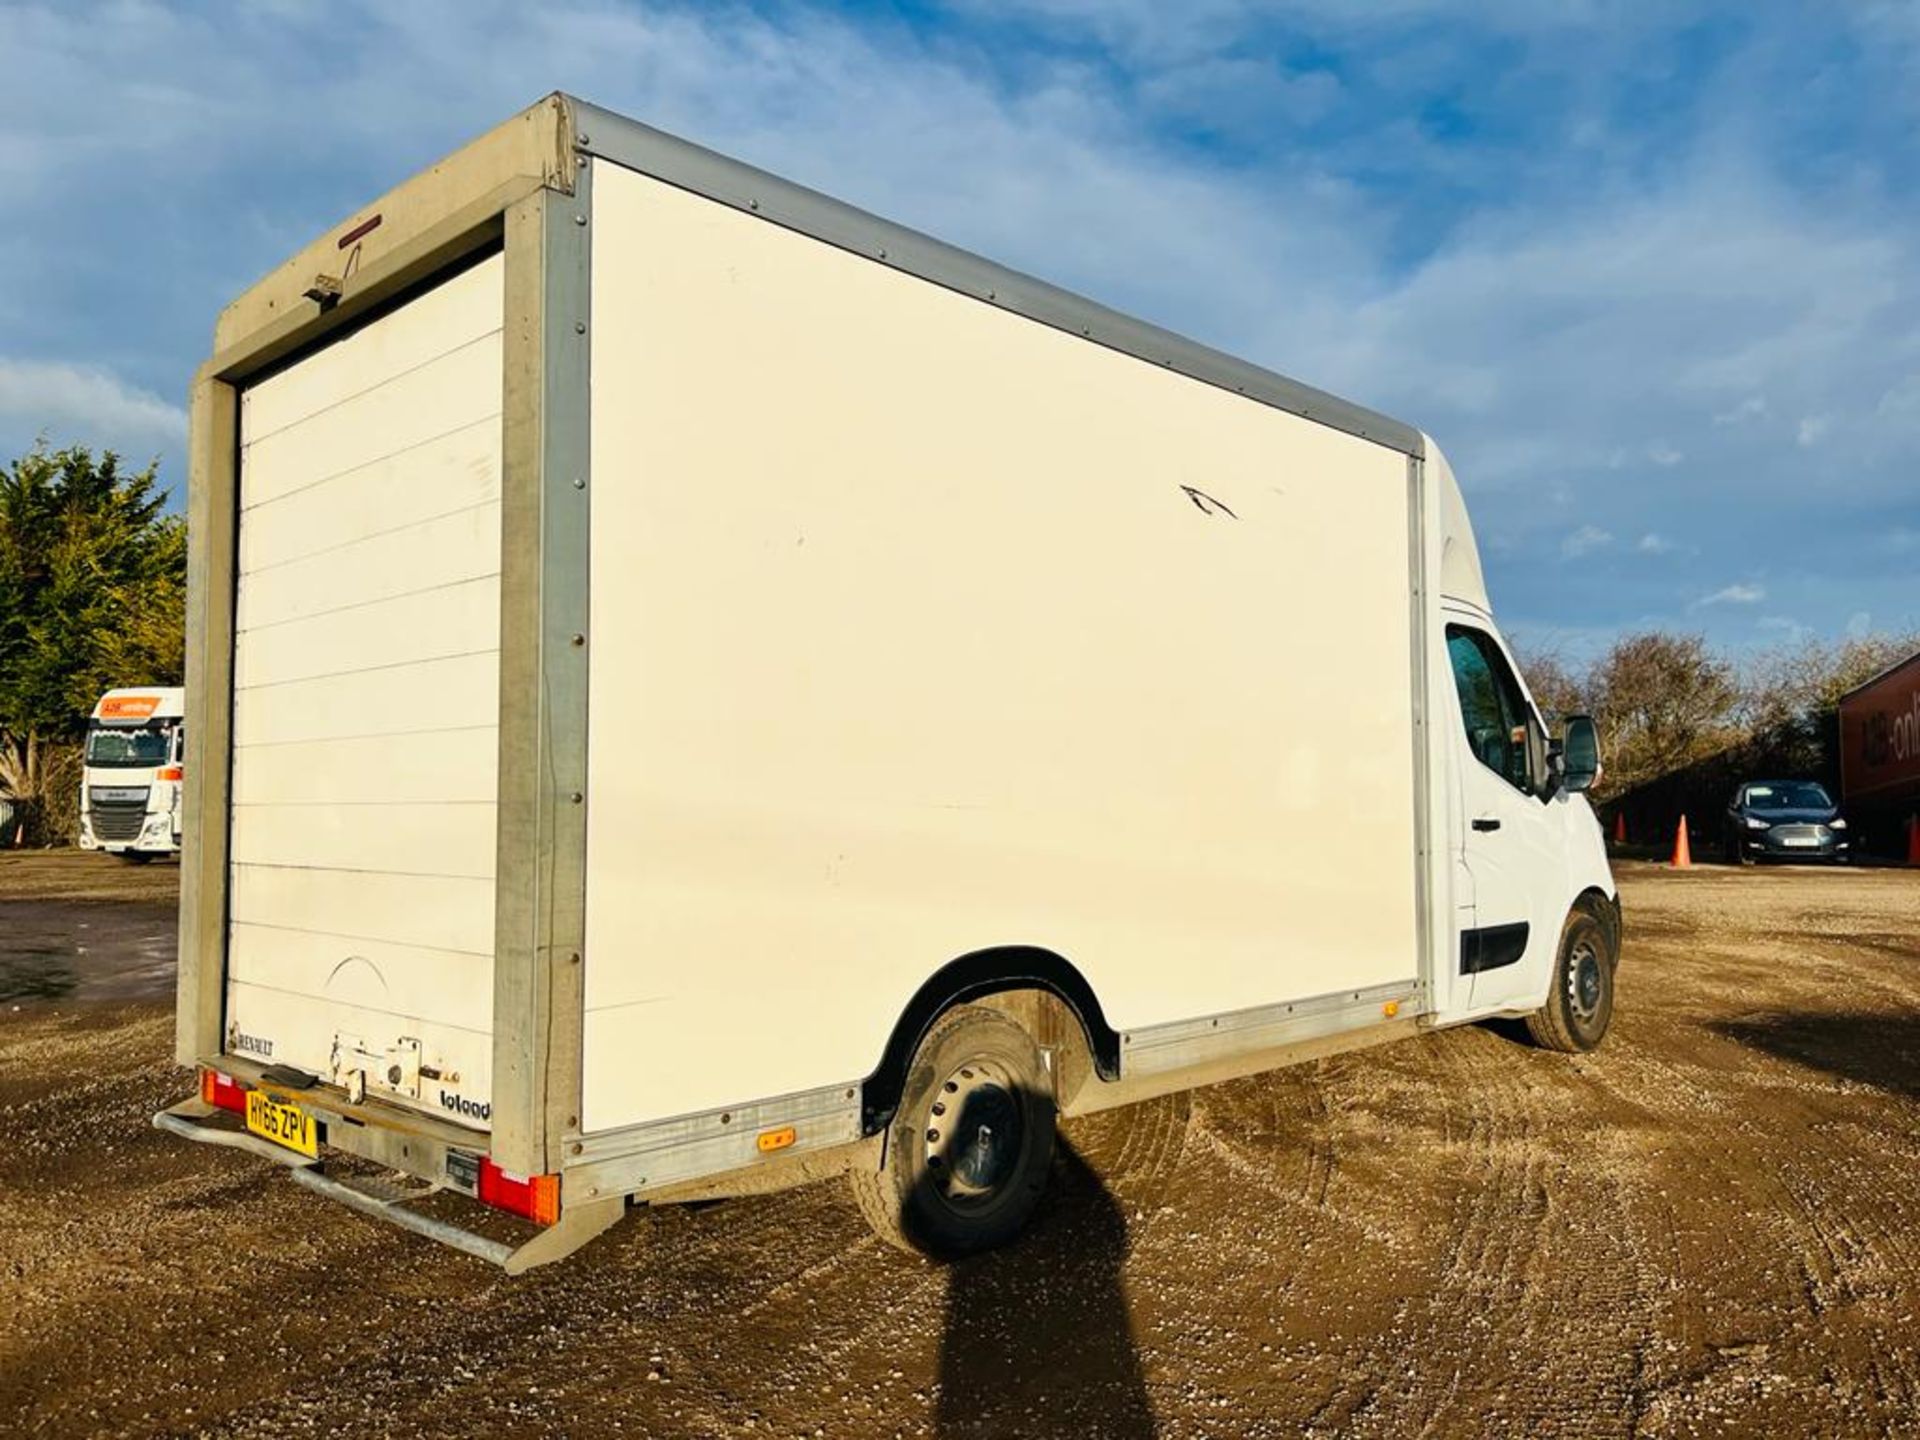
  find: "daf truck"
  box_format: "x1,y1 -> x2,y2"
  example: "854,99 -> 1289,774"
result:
156,94 -> 1619,1270
80,686 -> 186,862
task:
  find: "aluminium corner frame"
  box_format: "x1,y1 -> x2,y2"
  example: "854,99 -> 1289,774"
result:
492,153 -> 594,1178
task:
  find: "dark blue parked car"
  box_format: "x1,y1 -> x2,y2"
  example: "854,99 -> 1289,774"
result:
1723,780 -> 1850,864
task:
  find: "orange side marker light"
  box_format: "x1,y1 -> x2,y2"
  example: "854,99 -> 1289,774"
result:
757,1126 -> 797,1154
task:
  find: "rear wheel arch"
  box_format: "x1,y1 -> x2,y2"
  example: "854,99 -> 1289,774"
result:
858,947 -> 1119,1134
849,1002 -> 1059,1259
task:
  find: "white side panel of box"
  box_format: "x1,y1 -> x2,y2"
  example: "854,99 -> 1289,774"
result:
225,255 -> 505,1128
580,166 -> 1418,1132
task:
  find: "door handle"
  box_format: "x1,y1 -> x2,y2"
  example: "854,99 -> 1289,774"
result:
1472,817 -> 1502,832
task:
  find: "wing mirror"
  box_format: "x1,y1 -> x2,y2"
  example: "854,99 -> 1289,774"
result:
1554,714 -> 1601,795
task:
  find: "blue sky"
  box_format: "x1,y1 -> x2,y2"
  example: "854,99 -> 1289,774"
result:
1,0 -> 1915,659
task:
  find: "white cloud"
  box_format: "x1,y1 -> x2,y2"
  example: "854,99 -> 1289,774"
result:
1637,533 -> 1674,554
1877,376 -> 1920,416
1137,57 -> 1343,130
0,358 -> 186,455
948,0 -> 1279,65
1698,583 -> 1766,606
1796,414 -> 1831,447
1648,444 -> 1683,467
1713,395 -> 1768,425
1285,168 -> 1917,502
954,0 -> 1631,62
1561,524 -> 1612,557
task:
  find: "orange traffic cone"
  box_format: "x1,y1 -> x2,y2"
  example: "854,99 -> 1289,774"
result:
1612,811 -> 1628,846
1906,815 -> 1920,867
1670,815 -> 1692,869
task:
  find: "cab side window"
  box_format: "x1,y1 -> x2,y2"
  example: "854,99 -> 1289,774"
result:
1446,625 -> 1538,795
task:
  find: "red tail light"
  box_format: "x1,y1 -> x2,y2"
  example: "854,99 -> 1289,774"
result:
200,1067 -> 249,1114
478,1157 -> 561,1226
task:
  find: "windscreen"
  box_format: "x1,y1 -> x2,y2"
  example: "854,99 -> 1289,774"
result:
1745,782 -> 1832,810
86,724 -> 173,767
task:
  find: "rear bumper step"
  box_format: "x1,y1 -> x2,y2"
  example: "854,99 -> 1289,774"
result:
152,1100 -> 622,1272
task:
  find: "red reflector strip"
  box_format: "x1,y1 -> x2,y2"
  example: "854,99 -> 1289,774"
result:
478,1158 -> 561,1227
200,1067 -> 248,1115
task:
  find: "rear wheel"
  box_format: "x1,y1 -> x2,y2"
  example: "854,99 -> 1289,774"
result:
1525,902 -> 1616,1053
849,1004 -> 1056,1259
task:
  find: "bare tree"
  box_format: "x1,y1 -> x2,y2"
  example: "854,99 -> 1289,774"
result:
1743,631 -> 1920,741
1508,643 -> 1588,729
1585,632 -> 1742,796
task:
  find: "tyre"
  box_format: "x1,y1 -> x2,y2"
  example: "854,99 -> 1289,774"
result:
848,1003 -> 1057,1259
1525,901 -> 1617,1053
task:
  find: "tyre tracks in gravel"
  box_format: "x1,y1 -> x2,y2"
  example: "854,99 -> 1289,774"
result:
1325,1027 -> 1659,1440
197,1184 -> 944,1440
1580,870 -> 1920,1436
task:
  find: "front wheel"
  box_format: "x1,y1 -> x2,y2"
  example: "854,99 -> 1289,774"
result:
848,1004 -> 1057,1259
119,850 -> 155,866
1526,902 -> 1617,1053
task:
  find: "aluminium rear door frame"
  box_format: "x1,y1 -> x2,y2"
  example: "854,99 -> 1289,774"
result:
177,95 -> 586,1180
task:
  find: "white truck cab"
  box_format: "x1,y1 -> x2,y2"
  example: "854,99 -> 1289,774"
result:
1425,452 -> 1616,1040
79,686 -> 186,862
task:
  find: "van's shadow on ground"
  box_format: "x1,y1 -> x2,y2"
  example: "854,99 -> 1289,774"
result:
1475,1015 -> 1536,1048
935,1138 -> 1155,1439
1713,1011 -> 1920,1099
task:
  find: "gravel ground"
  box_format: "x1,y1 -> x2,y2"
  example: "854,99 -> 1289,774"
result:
2,851 -> 1918,1438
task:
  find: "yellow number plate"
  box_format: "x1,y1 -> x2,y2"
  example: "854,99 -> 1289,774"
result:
245,1090 -> 318,1159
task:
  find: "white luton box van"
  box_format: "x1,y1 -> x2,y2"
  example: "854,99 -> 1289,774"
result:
157,94 -> 1619,1269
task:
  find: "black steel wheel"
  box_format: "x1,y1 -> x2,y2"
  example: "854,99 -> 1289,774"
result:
849,1004 -> 1056,1259
1526,901 -> 1617,1053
